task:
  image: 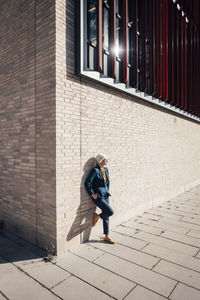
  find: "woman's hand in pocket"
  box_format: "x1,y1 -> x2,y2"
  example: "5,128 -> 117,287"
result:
92,193 -> 98,200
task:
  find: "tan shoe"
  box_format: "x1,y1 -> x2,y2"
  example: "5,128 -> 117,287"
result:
104,236 -> 115,244
93,213 -> 99,226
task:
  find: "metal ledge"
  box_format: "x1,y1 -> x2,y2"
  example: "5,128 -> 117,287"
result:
80,70 -> 200,123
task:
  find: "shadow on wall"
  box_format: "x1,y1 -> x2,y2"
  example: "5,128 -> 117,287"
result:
66,157 -> 96,243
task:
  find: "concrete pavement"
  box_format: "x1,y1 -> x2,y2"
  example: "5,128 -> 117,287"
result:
1,184 -> 200,299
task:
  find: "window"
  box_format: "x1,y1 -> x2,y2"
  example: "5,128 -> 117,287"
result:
87,0 -> 98,70
80,0 -> 200,119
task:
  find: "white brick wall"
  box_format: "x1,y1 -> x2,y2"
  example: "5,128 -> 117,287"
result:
55,0 -> 200,254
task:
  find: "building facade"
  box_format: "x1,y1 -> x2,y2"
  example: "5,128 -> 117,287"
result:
0,0 -> 200,255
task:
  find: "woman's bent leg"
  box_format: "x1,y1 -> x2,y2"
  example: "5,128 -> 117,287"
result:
93,197 -> 114,234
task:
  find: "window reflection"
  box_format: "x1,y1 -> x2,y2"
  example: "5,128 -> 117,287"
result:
87,0 -> 98,70
103,3 -> 109,51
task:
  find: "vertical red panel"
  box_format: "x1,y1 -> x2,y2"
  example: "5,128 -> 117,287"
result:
159,0 -> 163,99
165,0 -> 168,101
194,26 -> 198,114
142,0 -> 147,92
123,0 -> 128,84
184,19 -> 188,111
111,0 -> 116,78
190,24 -> 194,113
181,12 -> 185,109
176,5 -> 181,107
162,0 -> 168,101
198,27 -> 200,116
187,21 -> 192,113
149,0 -> 154,95
135,0 -> 138,88
152,0 -> 156,96
98,0 -> 103,72
156,0 -> 161,98
171,0 -> 176,105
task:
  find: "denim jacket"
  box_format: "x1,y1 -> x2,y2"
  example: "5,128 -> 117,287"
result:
85,166 -> 111,199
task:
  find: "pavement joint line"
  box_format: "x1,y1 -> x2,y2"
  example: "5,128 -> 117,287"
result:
169,206 -> 200,212
139,242 -> 151,251
86,242 -> 175,277
51,257 -> 117,300
167,280 -> 179,299
157,218 -> 200,231
151,208 -> 191,218
141,244 -> 200,274
132,217 -> 198,234
0,290 -> 10,300
194,248 -> 200,258
0,253 -> 63,300
121,284 -> 137,300
111,227 -> 136,236
179,219 -> 200,226
92,252 -> 107,262
151,262 -> 200,292
150,258 -> 162,270
159,232 -> 200,247
118,231 -> 200,256
86,239 -> 161,269
72,249 -> 176,299
185,229 -> 193,236
69,247 -> 107,263
49,276 -> 73,290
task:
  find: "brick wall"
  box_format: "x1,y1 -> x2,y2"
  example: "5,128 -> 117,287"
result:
55,0 -> 200,253
0,0 -> 57,251
1,0 -> 200,255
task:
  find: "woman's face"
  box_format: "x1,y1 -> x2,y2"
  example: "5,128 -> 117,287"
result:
100,159 -> 108,167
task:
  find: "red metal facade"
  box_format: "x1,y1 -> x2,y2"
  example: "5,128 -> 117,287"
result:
86,0 -> 200,118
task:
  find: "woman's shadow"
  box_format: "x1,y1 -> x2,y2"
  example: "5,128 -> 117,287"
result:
66,157 -> 97,243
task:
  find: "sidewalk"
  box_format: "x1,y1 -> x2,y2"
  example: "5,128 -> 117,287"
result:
1,185 -> 200,300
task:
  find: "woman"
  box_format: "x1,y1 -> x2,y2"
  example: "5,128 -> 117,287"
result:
85,154 -> 115,244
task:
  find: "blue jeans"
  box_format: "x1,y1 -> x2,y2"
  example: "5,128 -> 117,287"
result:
92,197 -> 114,235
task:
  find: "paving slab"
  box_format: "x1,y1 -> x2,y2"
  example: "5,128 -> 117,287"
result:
112,225 -> 138,236
159,217 -> 200,231
161,230 -> 200,247
181,216 -> 200,225
0,293 -> 7,300
0,257 -> 59,300
151,207 -> 196,218
139,213 -> 161,221
1,185 -> 200,300
17,257 -> 71,289
128,218 -> 189,234
69,243 -> 106,262
87,239 -> 159,269
187,230 -> 200,239
119,222 -> 163,235
162,201 -> 200,210
124,285 -> 167,300
108,230 -> 148,250
143,243 -> 200,272
94,253 -> 177,297
169,283 -> 200,300
153,260 -> 200,290
55,252 -> 135,299
196,251 -> 200,258
51,275 -> 112,300
160,204 -> 200,216
131,231 -> 199,256
147,209 -> 182,220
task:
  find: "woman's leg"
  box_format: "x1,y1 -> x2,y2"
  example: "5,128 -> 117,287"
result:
93,197 -> 114,235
